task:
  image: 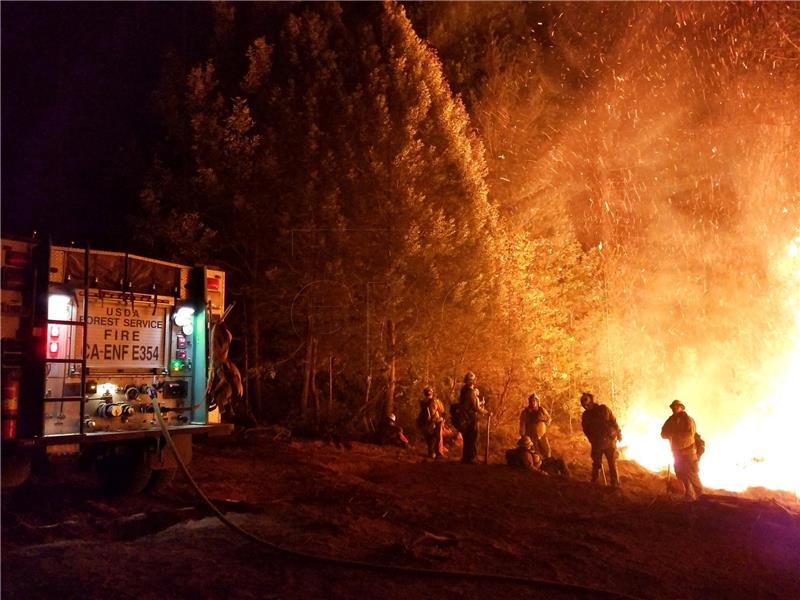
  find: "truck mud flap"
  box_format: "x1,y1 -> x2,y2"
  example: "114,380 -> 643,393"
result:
149,433 -> 192,470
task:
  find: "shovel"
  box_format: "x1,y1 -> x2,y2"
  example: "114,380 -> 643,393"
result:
485,413 -> 491,464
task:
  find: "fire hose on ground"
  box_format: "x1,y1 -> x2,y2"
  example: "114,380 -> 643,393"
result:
152,396 -> 640,600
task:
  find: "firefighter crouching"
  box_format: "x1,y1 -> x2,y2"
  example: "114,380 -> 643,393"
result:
378,413 -> 410,448
661,399 -> 704,500
580,392 -> 622,487
506,436 -> 543,471
506,436 -> 571,477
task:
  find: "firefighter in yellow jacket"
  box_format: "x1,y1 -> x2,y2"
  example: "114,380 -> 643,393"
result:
417,386 -> 445,458
661,399 -> 704,500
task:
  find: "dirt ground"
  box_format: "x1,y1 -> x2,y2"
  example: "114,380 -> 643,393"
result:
2,428 -> 799,600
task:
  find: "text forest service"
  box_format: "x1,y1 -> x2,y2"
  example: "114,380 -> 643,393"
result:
78,302 -> 167,369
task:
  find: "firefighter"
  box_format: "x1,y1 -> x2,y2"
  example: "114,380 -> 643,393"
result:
378,413 -> 410,449
506,436 -> 543,471
519,392 -> 552,458
416,386 -> 446,458
455,371 -> 489,464
580,391 -> 622,487
506,436 -> 571,477
661,399 -> 704,500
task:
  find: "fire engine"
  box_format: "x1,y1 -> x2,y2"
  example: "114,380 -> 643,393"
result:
1,236 -> 232,493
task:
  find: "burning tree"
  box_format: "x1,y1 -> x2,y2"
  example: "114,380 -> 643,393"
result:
412,2 -> 800,492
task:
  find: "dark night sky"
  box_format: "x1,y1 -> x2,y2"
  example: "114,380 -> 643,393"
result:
1,2 -> 210,249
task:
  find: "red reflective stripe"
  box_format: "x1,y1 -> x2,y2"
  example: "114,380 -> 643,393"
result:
5,250 -> 29,267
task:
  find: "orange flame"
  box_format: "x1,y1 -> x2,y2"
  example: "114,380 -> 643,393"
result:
621,236 -> 800,497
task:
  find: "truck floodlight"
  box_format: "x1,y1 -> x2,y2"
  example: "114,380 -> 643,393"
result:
97,382 -> 116,396
47,294 -> 72,320
173,306 -> 195,327
181,323 -> 194,336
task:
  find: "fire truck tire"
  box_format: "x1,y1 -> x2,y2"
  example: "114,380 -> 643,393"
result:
96,448 -> 153,496
146,468 -> 177,495
1,453 -> 31,490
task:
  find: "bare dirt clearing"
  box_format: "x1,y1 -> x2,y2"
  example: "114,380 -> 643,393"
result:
3,433 -> 799,599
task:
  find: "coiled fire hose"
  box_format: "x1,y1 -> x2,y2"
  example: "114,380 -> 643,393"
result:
152,398 -> 639,599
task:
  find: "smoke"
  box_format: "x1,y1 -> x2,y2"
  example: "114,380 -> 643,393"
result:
548,3 -> 800,489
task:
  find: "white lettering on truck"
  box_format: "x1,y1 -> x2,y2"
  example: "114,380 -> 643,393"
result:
77,301 -> 167,369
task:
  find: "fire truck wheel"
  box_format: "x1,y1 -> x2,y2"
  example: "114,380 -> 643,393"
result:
146,468 -> 177,495
96,447 -> 153,496
1,453 -> 32,490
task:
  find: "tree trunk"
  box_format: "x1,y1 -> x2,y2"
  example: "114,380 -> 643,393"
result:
300,318 -> 314,418
311,337 -> 320,425
249,294 -> 262,418
242,292 -> 262,418
497,366 -> 513,421
363,373 -> 373,432
385,319 -> 396,419
247,247 -> 263,418
243,293 -> 252,414
328,353 -> 333,418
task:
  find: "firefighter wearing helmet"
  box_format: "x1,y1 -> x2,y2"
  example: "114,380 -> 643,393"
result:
505,436 -> 543,471
455,371 -> 488,464
378,413 -> 410,449
661,400 -> 704,500
416,386 -> 446,459
519,392 -> 552,458
580,392 -> 622,487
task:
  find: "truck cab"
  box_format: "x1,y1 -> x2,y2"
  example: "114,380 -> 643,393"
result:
1,237 -> 232,493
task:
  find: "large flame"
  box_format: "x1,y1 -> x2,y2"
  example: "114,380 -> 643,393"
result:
621,237 -> 800,497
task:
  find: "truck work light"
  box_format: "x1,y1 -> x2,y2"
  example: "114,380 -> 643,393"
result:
173,306 -> 195,327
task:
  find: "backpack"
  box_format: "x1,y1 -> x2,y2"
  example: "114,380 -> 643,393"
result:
505,448 -> 519,466
695,433 -> 706,458
450,402 -> 465,431
417,404 -> 435,433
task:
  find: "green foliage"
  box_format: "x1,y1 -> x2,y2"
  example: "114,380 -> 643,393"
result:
139,2 -> 509,426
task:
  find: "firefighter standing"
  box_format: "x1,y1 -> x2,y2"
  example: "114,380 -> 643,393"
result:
456,371 -> 488,464
519,393 -> 552,458
417,386 -> 446,458
661,399 -> 704,500
580,392 -> 622,487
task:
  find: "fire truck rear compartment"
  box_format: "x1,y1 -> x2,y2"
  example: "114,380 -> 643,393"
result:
1,239 -> 232,493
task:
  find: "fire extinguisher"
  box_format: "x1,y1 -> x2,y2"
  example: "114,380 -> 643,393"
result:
2,368 -> 21,440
